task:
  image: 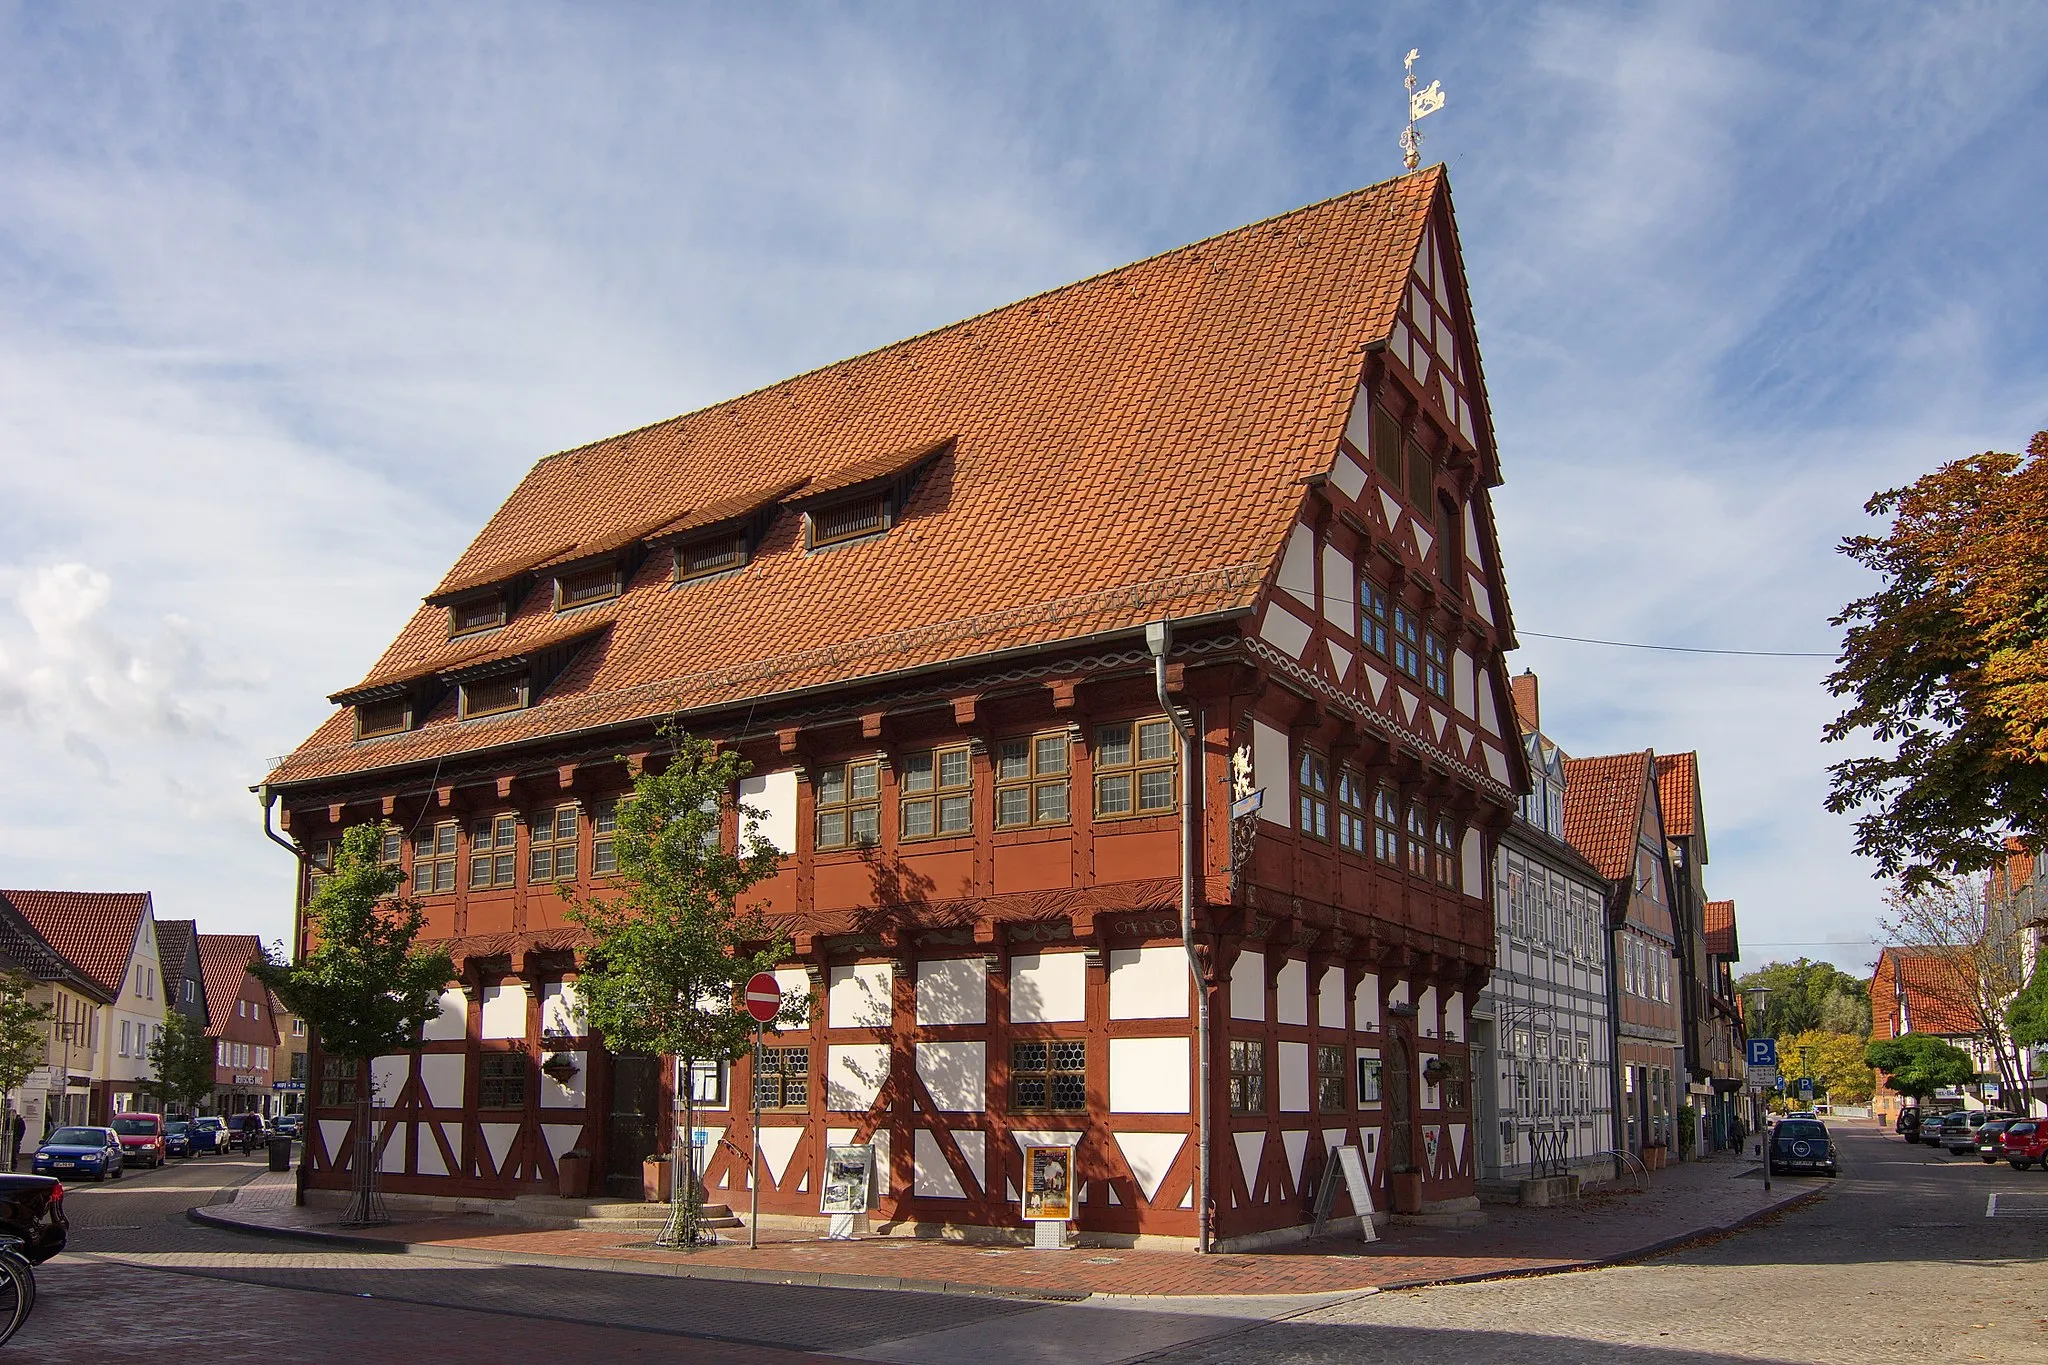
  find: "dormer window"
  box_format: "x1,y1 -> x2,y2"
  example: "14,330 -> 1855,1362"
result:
461,671 -> 528,718
808,494 -> 887,549
676,532 -> 747,582
556,564 -> 621,611
355,696 -> 410,738
450,593 -> 507,637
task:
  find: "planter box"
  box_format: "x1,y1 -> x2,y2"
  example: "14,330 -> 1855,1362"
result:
1389,1170 -> 1424,1214
1641,1144 -> 1667,1170
643,1155 -> 672,1203
557,1154 -> 591,1200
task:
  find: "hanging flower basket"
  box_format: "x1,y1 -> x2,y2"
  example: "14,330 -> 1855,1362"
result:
541,1053 -> 580,1084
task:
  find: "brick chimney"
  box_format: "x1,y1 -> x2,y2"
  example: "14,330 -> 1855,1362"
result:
1510,669 -> 1540,732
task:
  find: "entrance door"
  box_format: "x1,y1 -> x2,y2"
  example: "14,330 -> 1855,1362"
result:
1385,1034 -> 1414,1172
606,1055 -> 660,1196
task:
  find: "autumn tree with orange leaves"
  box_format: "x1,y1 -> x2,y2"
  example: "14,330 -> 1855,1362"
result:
1825,431 -> 2048,887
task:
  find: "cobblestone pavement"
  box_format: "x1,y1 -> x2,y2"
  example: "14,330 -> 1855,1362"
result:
1140,1126 -> 2048,1364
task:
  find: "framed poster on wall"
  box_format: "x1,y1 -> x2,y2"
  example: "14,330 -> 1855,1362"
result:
820,1144 -> 875,1215
1022,1143 -> 1075,1222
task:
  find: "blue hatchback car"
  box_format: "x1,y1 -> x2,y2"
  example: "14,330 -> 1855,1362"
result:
1768,1118 -> 1839,1177
33,1126 -> 126,1182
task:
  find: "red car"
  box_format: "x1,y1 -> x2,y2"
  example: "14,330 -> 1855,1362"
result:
110,1113 -> 167,1168
2000,1119 -> 2047,1170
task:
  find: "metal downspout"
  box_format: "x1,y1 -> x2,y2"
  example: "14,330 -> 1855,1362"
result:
1149,620 -> 1210,1254
257,785 -> 313,1203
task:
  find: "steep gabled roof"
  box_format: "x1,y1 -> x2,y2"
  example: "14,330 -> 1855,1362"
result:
1704,899 -> 1737,958
0,890 -> 148,999
196,933 -> 268,1039
1873,946 -> 1981,1037
0,895 -> 112,1002
1561,752 -> 1654,883
269,168 -> 1460,788
155,918 -> 197,986
1653,752 -> 1704,852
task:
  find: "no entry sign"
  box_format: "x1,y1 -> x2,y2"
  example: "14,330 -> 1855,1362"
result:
744,972 -> 782,1024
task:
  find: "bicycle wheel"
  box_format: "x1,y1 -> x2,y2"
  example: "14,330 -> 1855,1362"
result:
0,1248 -> 35,1348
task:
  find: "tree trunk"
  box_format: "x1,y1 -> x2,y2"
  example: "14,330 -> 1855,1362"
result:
343,1079 -> 387,1225
659,1055 -> 705,1247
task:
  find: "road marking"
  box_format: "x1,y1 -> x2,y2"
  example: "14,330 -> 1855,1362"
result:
1987,1194 -> 1998,1219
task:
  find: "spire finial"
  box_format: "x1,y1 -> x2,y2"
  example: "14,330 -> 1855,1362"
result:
1401,48 -> 1447,172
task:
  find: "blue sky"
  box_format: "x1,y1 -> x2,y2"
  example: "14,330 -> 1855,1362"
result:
1,3 -> 2043,973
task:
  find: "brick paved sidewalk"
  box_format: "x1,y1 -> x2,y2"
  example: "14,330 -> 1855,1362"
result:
195,1150 -> 1823,1300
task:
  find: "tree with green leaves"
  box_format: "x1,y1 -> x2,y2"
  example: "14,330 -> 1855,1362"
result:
143,1012 -> 216,1118
2008,960 -> 2048,1052
0,973 -> 52,1170
561,729 -> 794,1248
1865,1032 -> 1977,1102
1734,959 -> 1872,1041
1774,1029 -> 1876,1105
252,822 -> 454,1225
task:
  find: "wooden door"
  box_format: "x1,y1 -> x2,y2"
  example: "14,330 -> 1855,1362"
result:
606,1054 -> 660,1196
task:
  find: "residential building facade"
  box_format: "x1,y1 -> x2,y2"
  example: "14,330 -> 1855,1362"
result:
155,919 -> 212,1031
264,167 -> 1532,1249
0,894 -> 114,1138
1653,754 -> 1744,1152
274,998 -> 309,1116
198,934 -> 280,1116
1473,671 -> 1614,1184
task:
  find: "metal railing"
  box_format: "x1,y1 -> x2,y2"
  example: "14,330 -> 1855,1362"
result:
1530,1127 -> 1570,1179
1591,1148 -> 1647,1191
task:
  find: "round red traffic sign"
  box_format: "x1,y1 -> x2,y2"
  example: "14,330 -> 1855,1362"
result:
744,971 -> 782,1024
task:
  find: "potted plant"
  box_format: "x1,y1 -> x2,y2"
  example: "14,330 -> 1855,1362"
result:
557,1147 -> 592,1199
541,1052 -> 580,1085
644,1150 -> 673,1203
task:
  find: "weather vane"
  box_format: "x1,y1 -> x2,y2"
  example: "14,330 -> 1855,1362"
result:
1401,48 -> 1446,171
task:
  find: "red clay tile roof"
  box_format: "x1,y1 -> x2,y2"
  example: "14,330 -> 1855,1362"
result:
1872,946 -> 1981,1038
0,895 -> 111,1000
644,476 -> 813,544
1654,752 -> 1701,840
0,890 -> 148,999
196,933 -> 267,1038
268,168 -> 1455,788
1703,899 -> 1737,957
334,616 -> 614,702
1561,752 -> 1652,882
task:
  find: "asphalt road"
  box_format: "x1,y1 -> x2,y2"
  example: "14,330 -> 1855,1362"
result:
11,1125 -> 2044,1364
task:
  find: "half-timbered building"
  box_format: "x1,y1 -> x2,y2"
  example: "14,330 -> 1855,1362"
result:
264,166 -> 1529,1249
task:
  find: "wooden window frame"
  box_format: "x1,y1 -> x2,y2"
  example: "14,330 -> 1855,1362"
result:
994,731 -> 1071,830
1317,1043 -> 1348,1113
1404,804 -> 1430,878
354,696 -> 410,739
448,593 -> 507,638
1336,768 -> 1369,854
1357,1055 -> 1383,1106
899,744 -> 973,841
1297,749 -> 1330,841
1092,717 -> 1178,820
469,813 -> 519,890
1392,607 -> 1422,680
1373,787 -> 1401,865
1371,406 -> 1403,486
1228,1038 -> 1266,1115
411,821 -> 458,895
1432,816 -> 1458,889
814,759 -> 881,850
555,563 -> 622,611
1423,630 -> 1449,700
675,532 -> 748,582
593,798 -> 630,876
807,493 -> 888,550
1010,1038 -> 1087,1113
319,1057 -> 359,1109
1403,437 -> 1436,509
1360,579 -> 1390,657
478,1052 -> 526,1111
529,804 -> 580,883
753,1045 -> 810,1110
460,672 -> 528,719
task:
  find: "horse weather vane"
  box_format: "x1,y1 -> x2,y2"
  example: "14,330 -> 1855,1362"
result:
1400,49 -> 1446,171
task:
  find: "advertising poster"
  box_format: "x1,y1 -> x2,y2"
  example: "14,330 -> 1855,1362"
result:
1022,1143 -> 1074,1222
820,1143 -> 875,1215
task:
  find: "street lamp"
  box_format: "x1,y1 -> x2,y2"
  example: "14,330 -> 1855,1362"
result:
1741,986 -> 1770,1028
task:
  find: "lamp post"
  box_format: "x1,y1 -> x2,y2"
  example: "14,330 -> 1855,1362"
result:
1741,986 -> 1770,1143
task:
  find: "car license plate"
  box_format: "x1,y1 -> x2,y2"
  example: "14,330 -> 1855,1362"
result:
54,1161 -> 75,1169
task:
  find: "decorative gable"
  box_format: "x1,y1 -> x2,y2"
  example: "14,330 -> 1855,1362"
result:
1387,218 -> 1480,450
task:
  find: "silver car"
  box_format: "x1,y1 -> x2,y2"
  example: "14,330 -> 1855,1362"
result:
1942,1110 -> 2016,1155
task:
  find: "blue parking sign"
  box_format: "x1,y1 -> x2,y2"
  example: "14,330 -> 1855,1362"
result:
1747,1038 -> 1777,1067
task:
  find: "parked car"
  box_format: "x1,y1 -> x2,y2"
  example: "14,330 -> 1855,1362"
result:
110,1113 -> 167,1169
188,1117 -> 227,1155
1769,1118 -> 1839,1177
0,1175 -> 67,1263
2002,1121 -> 2047,1170
1943,1111 -> 2017,1155
225,1114 -> 265,1153
31,1127 -> 124,1183
162,1121 -> 191,1159
1895,1108 -> 1920,1136
1977,1119 -> 2021,1163
272,1114 -> 302,1139
1921,1112 -> 1957,1146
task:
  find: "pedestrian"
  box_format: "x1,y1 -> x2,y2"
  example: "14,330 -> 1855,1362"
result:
8,1112 -> 21,1172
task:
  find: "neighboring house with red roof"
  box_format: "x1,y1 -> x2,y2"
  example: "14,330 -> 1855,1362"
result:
0,893 -> 116,1138
197,934 -> 280,1117
261,167 -> 1534,1248
153,919 -> 211,1033
1562,753 -> 1686,1157
1869,945 -> 2006,1120
1652,753 -> 1745,1152
0,890 -> 167,1127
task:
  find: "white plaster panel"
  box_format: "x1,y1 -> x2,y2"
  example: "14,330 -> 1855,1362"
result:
1355,973 -> 1381,1031
1257,605 -> 1313,660
1378,489 -> 1403,529
1317,965 -> 1346,1029
773,968 -> 813,1027
1320,543 -> 1356,637
1469,578 -> 1495,625
421,988 -> 469,1042
1330,450 -> 1367,501
1483,745 -> 1510,785
540,981 -> 586,1038
370,1054 -> 408,1108
1282,1130 -> 1308,1193
828,962 -> 894,1029
316,1119 -> 350,1168
915,957 -> 987,1026
1233,1130 -> 1266,1203
1387,978 -> 1410,1009
1279,1041 -> 1311,1112
417,1126 -> 450,1176
826,1044 -> 890,1112
1275,958 -> 1309,1026
1418,985 -> 1439,1036
1010,952 -> 1085,1024
479,1123 -> 519,1178
1453,650 -> 1476,717
1477,679 -> 1500,735
913,1129 -> 967,1199
1327,640 -> 1353,681
1342,385 -> 1374,454
539,1050 -> 588,1109
1230,950 -> 1266,1021
1109,946 -> 1189,1020
1462,829 -> 1485,900
379,1123 -> 405,1174
1463,504 -> 1482,564
540,1124 -> 582,1165
1412,522 -> 1433,560
1109,1036 -> 1190,1114
915,1041 -> 987,1112
760,1127 -> 802,1186
1114,1131 -> 1186,1204
1443,991 -> 1464,1042
478,983 -> 528,1040
739,768 -> 799,854
1362,663 -> 1389,705
955,1129 -> 986,1195
1252,719 -> 1291,826
418,1053 -> 466,1110
1277,523 -> 1316,606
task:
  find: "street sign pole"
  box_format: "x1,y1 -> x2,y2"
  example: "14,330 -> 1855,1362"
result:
750,1019 -> 762,1250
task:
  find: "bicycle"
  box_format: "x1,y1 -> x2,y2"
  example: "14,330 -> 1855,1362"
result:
0,1234 -> 37,1347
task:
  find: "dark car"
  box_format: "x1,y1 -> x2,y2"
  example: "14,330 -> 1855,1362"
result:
225,1115 -> 265,1153
1977,1119 -> 2020,1163
1896,1109 -> 1921,1136
1921,1112 -> 1956,1146
1769,1118 -> 1839,1176
273,1114 -> 302,1139
162,1121 -> 191,1159
31,1128 -> 124,1183
0,1175 -> 67,1263
2003,1121 -> 2048,1170
188,1117 -> 226,1155
110,1113 -> 167,1168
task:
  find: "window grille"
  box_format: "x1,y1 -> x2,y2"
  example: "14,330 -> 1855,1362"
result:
319,1057 -> 359,1108
995,732 -> 1070,828
529,805 -> 579,882
1360,579 -> 1390,656
815,760 -> 881,849
356,697 -> 408,737
1317,1044 -> 1347,1112
412,822 -> 458,895
1298,751 -> 1330,840
1093,719 -> 1176,818
900,745 -> 972,839
1433,817 -> 1458,888
1374,787 -> 1401,863
461,673 -> 527,717
809,495 -> 886,547
1228,1039 -> 1265,1114
677,533 -> 746,580
1393,606 -> 1422,679
1423,631 -> 1449,699
479,1053 -> 525,1110
470,814 -> 518,889
450,594 -> 506,636
1337,769 -> 1369,853
557,564 -> 621,609
754,1047 -> 810,1109
1011,1040 -> 1086,1111
1405,805 -> 1430,877
1358,1055 -> 1383,1105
